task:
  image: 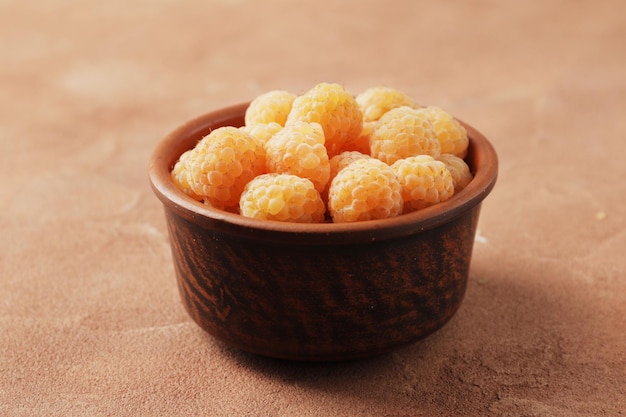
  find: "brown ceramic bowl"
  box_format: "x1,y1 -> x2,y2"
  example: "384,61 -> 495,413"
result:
149,103 -> 498,361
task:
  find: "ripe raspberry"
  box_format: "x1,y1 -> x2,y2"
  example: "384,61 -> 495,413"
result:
391,155 -> 454,213
369,106 -> 441,165
286,83 -> 363,158
264,121 -> 330,193
245,90 -> 296,126
170,126 -> 265,210
356,86 -> 418,122
437,153 -> 473,191
328,158 -> 403,223
423,106 -> 469,158
239,174 -> 326,223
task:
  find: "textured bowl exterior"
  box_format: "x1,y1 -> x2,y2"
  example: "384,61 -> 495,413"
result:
149,103 -> 498,361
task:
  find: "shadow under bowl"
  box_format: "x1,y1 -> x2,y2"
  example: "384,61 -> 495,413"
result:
149,103 -> 498,361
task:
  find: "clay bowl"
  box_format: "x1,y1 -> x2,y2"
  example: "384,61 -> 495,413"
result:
149,103 -> 498,361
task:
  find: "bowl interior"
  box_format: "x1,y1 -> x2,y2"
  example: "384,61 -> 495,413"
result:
149,103 -> 498,243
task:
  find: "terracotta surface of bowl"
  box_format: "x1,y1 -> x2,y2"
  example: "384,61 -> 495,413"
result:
149,103 -> 498,361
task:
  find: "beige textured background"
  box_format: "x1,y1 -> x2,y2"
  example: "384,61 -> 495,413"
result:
1,0 -> 625,416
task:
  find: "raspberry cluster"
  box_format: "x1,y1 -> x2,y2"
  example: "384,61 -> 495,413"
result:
170,83 -> 473,223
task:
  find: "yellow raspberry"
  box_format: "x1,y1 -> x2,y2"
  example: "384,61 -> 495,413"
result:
356,86 -> 418,122
244,90 -> 296,126
239,174 -> 326,223
423,106 -> 469,158
369,106 -> 441,165
170,126 -> 265,211
391,155 -> 454,213
328,158 -> 403,223
264,121 -> 330,193
437,153 -> 473,192
286,82 -> 363,158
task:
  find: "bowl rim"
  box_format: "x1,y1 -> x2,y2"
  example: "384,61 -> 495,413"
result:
148,103 -> 498,245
